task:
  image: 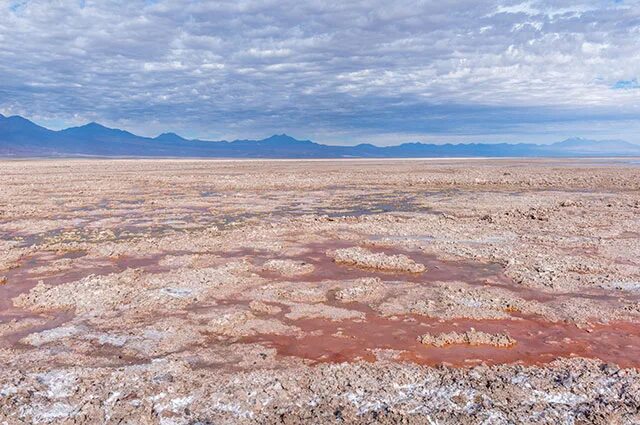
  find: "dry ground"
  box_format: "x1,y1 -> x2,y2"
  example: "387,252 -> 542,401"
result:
1,158 -> 640,424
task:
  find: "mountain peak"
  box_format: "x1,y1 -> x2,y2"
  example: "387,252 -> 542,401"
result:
59,121 -> 139,141
551,137 -> 640,153
263,133 -> 297,142
62,121 -> 110,132
0,114 -> 48,132
83,121 -> 108,129
556,137 -> 635,146
259,134 -> 317,145
7,114 -> 34,123
155,132 -> 187,142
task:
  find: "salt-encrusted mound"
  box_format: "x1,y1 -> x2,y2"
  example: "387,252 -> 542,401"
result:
330,247 -> 426,273
418,329 -> 516,348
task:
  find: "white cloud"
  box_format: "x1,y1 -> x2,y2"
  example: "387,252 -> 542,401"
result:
0,0 -> 639,143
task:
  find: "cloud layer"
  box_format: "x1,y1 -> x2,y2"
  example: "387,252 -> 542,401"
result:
1,0 -> 639,144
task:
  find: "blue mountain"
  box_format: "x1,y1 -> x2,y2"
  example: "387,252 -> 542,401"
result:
549,137 -> 639,154
154,132 -> 188,143
1,114 -> 639,158
60,122 -> 140,141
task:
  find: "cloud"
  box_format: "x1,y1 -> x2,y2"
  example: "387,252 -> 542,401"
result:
0,0 -> 639,144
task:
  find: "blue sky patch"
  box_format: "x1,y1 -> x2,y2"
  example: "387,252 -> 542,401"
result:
613,79 -> 640,90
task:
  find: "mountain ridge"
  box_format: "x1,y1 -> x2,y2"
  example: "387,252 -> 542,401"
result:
1,114 -> 639,158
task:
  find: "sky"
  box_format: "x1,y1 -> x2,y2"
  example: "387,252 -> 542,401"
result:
0,0 -> 639,145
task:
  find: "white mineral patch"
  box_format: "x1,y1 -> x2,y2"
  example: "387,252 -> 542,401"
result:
22,326 -> 83,347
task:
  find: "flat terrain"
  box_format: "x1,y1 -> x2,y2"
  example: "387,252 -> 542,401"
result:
1,158 -> 640,424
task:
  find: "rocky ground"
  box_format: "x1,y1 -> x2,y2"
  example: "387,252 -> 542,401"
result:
1,158 -> 640,424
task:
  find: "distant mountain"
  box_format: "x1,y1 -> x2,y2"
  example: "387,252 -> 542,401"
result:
60,122 -> 140,141
0,113 -> 56,143
155,132 -> 188,143
548,137 -> 640,155
1,114 -> 639,158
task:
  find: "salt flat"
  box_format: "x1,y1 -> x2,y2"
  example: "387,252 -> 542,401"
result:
1,159 -> 640,424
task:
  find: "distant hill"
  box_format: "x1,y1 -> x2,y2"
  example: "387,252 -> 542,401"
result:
1,114 -> 639,158
547,137 -> 640,155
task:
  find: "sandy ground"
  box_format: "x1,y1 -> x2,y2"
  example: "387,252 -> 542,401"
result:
1,158 -> 640,424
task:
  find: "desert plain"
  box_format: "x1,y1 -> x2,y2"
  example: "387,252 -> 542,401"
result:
1,158 -> 640,424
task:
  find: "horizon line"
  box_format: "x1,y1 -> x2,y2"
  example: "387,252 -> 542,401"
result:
2,112 -> 638,148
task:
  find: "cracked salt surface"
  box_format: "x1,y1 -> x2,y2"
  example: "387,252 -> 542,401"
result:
23,402 -> 75,424
3,159 -> 640,423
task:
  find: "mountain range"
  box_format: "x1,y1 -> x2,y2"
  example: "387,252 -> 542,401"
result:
1,113 -> 639,158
